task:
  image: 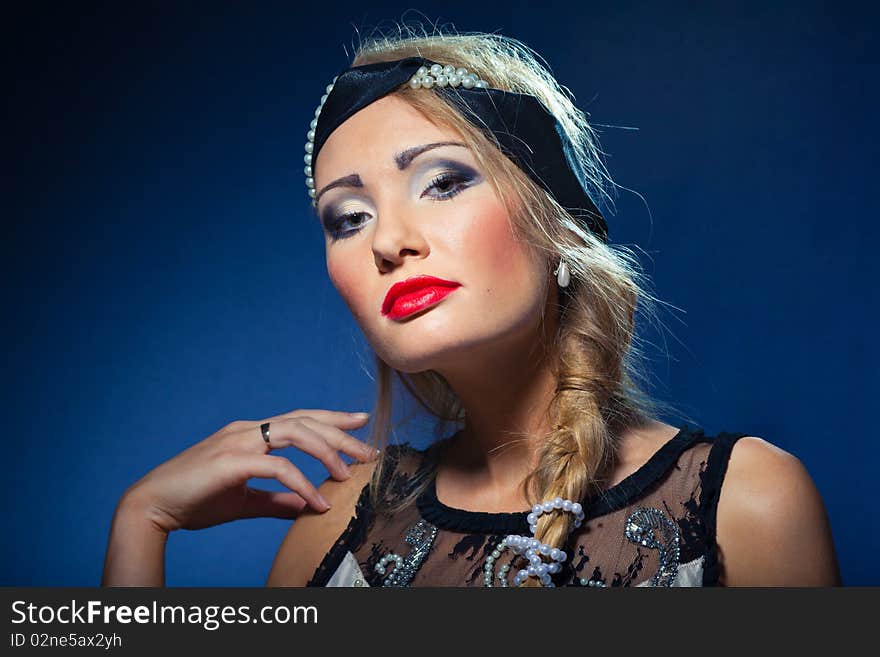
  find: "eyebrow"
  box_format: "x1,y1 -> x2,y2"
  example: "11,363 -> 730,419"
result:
314,141 -> 467,205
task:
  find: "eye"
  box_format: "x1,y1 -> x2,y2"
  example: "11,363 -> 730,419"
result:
325,210 -> 369,241
421,170 -> 473,201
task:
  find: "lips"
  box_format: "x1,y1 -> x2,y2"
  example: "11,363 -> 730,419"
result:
382,275 -> 461,319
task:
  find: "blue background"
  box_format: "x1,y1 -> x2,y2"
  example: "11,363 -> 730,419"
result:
4,1 -> 877,585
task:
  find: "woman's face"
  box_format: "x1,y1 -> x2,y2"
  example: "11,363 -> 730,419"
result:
313,94 -> 553,374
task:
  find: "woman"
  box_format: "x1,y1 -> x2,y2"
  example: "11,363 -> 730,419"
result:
102,28 -> 840,587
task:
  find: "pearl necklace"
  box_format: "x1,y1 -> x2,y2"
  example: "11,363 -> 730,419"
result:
483,496 -> 586,587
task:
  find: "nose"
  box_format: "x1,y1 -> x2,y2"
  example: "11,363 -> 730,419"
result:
371,199 -> 430,271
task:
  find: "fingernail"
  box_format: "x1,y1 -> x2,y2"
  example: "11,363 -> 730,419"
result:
318,494 -> 331,511
350,412 -> 370,419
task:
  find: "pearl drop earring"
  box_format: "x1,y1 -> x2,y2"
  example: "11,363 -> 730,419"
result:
554,259 -> 570,288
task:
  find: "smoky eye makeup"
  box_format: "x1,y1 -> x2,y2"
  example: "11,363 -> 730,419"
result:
417,158 -> 481,183
319,198 -> 366,232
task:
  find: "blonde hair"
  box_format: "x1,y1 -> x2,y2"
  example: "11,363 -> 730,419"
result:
328,22 -> 689,586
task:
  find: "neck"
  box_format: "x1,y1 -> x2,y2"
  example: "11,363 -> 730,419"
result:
431,310 -> 560,509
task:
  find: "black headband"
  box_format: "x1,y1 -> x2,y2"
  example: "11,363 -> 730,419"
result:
306,56 -> 608,242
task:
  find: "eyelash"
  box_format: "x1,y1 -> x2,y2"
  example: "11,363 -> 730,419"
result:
324,171 -> 472,240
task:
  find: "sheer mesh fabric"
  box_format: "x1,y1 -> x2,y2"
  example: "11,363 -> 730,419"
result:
307,425 -> 745,587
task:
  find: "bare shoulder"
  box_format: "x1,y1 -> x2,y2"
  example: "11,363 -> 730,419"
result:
715,435 -> 841,586
266,460 -> 378,587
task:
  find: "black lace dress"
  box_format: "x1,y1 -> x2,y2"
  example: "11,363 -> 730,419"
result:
307,424 -> 747,587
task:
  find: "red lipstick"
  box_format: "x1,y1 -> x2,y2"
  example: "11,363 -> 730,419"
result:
382,275 -> 461,320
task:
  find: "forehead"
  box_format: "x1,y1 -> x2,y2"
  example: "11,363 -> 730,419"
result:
314,95 -> 458,179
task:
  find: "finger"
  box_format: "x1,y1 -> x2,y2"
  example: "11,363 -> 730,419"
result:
245,454 -> 331,513
255,419 -> 353,481
296,416 -> 380,464
262,408 -> 372,430
240,486 -> 308,519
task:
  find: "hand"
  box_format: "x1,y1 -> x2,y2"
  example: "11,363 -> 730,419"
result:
120,409 -> 377,534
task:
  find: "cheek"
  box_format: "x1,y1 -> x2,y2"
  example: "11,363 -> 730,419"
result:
459,201 -> 538,290
327,256 -> 371,321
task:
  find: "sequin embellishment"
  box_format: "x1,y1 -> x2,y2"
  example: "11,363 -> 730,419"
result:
374,519 -> 439,587
624,507 -> 681,587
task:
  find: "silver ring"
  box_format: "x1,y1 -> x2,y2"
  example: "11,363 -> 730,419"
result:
260,422 -> 272,449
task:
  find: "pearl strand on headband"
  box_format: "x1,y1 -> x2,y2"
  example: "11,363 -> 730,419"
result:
303,75 -> 338,204
483,496 -> 585,587
408,63 -> 490,90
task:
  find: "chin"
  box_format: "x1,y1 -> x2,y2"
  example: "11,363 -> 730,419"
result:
363,300 -> 538,373
373,327 -> 513,376
372,340 -> 462,375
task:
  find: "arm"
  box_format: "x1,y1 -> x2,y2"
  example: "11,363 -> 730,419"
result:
102,491 -> 170,587
715,436 -> 842,586
266,459 -> 378,587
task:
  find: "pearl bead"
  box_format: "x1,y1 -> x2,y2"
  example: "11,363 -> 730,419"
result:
461,76 -> 475,89
417,66 -> 428,76
571,502 -> 583,515
442,64 -> 455,75
455,67 -> 467,77
306,130 -> 315,141
435,74 -> 448,87
304,153 -> 312,165
421,76 -> 434,89
448,74 -> 461,87
430,64 -> 443,76
552,497 -> 563,508
304,142 -> 313,153
309,118 -> 317,130
325,83 -> 334,94
409,77 -> 421,89
304,165 -> 312,176
305,177 -> 314,187
562,500 -> 572,511
527,513 -> 537,524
